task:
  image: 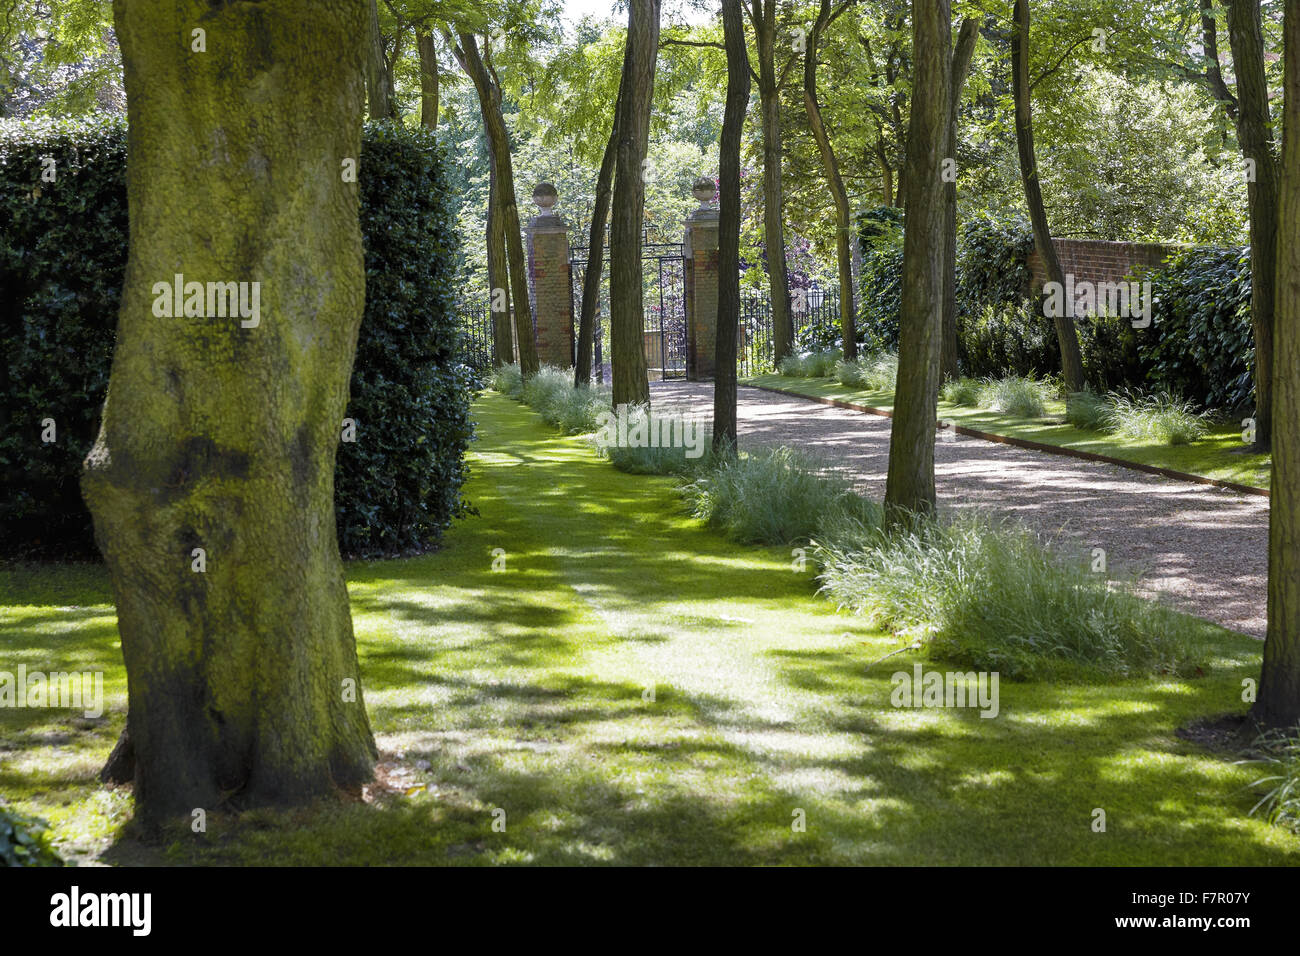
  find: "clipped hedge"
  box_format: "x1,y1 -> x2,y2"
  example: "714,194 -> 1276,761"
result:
0,116 -> 473,559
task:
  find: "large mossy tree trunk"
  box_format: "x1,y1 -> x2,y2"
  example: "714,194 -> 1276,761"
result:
714,0 -> 750,452
84,0 -> 377,826
1011,0 -> 1084,393
450,30 -> 539,377
804,0 -> 856,361
1226,0 -> 1279,453
749,0 -> 793,367
609,0 -> 659,408
1257,0 -> 1300,730
940,17 -> 980,382
885,0 -> 951,521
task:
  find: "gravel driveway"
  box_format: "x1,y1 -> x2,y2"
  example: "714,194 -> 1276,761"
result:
649,380 -> 1269,639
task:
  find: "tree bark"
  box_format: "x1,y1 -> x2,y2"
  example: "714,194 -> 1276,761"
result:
451,31 -> 539,376
417,30 -> 439,130
487,151 -> 514,366
940,17 -> 980,382
885,0 -> 951,520
749,0 -> 793,366
1227,0 -> 1278,452
804,0 -> 856,361
85,0 -> 377,825
609,0 -> 659,407
366,0 -> 395,120
715,0 -> 751,451
576,64 -> 624,387
1011,0 -> 1084,392
1256,0 -> 1300,730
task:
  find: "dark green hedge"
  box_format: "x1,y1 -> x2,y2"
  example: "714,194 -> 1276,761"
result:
0,116 -> 474,559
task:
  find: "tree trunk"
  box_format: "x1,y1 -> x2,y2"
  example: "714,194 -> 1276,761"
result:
487,152 -> 514,366
1227,0 -> 1278,452
1011,0 -> 1084,392
576,66 -> 624,388
715,0 -> 751,451
1256,0 -> 1300,730
804,0 -> 856,361
609,0 -> 659,407
940,17 -> 980,382
885,0 -> 951,520
452,31 -> 539,376
366,0 -> 394,120
417,30 -> 439,130
85,0 -> 377,826
750,0 -> 793,366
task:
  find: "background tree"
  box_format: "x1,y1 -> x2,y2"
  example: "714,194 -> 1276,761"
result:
885,0 -> 951,519
1258,0 -> 1300,730
940,16 -> 980,381
715,0 -> 751,450
803,0 -> 857,361
84,0 -> 377,824
1011,0 -> 1084,392
610,0 -> 660,407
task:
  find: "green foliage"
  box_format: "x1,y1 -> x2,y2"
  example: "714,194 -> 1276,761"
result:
1106,390 -> 1209,446
858,352 -> 898,391
814,513 -> 1211,681
960,302 -> 1060,381
0,803 -> 64,867
500,364 -> 611,435
955,215 -> 1036,319
976,375 -> 1053,419
1245,727 -> 1300,834
683,447 -> 880,546
835,358 -> 865,388
0,117 -> 474,559
1139,247 -> 1254,413
1065,389 -> 1113,430
489,362 -> 525,400
601,409 -> 716,477
940,377 -> 981,406
856,207 -> 904,352
778,348 -> 841,378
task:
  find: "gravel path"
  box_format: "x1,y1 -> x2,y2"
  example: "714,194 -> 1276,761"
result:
650,380 -> 1269,639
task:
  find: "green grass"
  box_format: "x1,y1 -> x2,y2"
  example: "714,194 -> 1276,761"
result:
745,373 -> 1271,490
0,392 -> 1294,865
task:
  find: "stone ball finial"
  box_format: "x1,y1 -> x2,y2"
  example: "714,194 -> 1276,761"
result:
533,182 -> 558,211
692,176 -> 717,204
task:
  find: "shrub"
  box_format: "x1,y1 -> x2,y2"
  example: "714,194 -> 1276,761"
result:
859,352 -> 898,391
1106,390 -> 1209,445
777,354 -> 808,377
0,803 -> 64,866
517,365 -> 610,434
1244,726 -> 1300,834
941,377 -> 981,406
806,348 -> 842,378
856,207 -> 904,352
960,302 -> 1060,381
814,513 -> 1211,680
601,408 -> 716,477
490,363 -> 524,400
1065,389 -> 1113,430
683,447 -> 880,546
976,375 -> 1051,418
0,117 -> 473,559
835,359 -> 866,388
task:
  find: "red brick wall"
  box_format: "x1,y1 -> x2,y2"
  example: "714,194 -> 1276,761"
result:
1026,238 -> 1180,293
528,229 -> 574,368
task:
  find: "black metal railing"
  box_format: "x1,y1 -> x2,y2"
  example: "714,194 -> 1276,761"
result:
738,286 -> 842,376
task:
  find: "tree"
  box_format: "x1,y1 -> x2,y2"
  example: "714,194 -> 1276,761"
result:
1226,0 -> 1280,452
747,0 -> 794,366
83,0 -> 377,825
884,0 -> 950,519
803,0 -> 857,361
1257,0 -> 1300,730
416,29 -> 439,128
487,150 -> 515,366
715,0 -> 751,451
609,0 -> 660,407
447,28 -> 539,376
940,16 -> 980,382
367,0 -> 397,119
575,49 -> 624,387
1011,0 -> 1085,393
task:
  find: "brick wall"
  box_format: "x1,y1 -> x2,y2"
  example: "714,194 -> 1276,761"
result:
527,227 -> 574,368
1026,238 -> 1182,292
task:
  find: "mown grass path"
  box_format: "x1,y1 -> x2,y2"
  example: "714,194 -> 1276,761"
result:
1,391 -> 1295,864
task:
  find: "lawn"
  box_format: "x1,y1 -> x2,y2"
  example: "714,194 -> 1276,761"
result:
744,373 -> 1272,491
0,391 -> 1295,865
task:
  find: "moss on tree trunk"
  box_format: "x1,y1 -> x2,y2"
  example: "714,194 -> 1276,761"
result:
84,0 -> 377,825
